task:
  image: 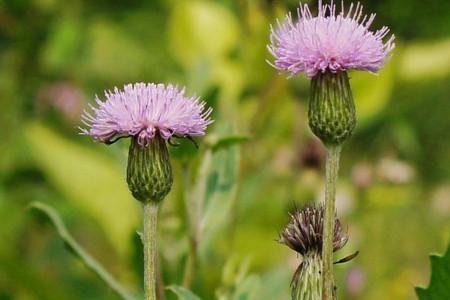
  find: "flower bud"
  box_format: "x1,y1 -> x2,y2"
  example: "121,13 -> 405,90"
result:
308,71 -> 356,146
280,206 -> 348,300
126,135 -> 173,203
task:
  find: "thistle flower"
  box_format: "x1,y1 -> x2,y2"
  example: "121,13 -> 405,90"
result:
280,206 -> 348,255
81,83 -> 213,203
268,1 -> 394,146
280,206 -> 348,300
81,83 -> 213,146
268,0 -> 395,78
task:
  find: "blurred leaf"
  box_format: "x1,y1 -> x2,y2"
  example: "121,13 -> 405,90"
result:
200,135 -> 240,253
351,57 -> 395,126
365,184 -> 418,208
168,1 -> 242,96
168,0 -> 239,69
169,138 -> 199,162
416,240 -> 450,300
207,134 -> 250,152
82,20 -> 150,81
231,275 -> 260,300
222,256 -> 251,287
24,122 -> 139,256
167,285 -> 203,300
400,38 -> 450,81
28,201 -> 137,300
40,17 -> 83,73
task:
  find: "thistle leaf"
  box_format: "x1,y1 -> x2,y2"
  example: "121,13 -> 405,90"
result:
415,240 -> 450,300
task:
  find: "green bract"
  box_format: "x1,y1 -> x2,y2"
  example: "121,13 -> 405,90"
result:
308,71 -> 356,146
126,135 -> 173,203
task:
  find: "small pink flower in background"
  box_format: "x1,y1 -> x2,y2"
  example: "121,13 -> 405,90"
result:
268,0 -> 395,78
346,267 -> 366,297
37,82 -> 85,123
81,83 -> 213,146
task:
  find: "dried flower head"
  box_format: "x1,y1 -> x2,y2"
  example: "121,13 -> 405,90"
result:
81,83 -> 213,146
279,205 -> 348,255
268,0 -> 395,78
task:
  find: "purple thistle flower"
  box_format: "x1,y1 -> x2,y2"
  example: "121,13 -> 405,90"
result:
81,83 -> 213,146
268,0 -> 395,78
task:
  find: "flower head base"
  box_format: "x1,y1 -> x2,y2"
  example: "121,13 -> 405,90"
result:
81,83 -> 213,146
127,135 -> 173,203
279,205 -> 348,256
268,0 -> 395,78
309,71 -> 356,145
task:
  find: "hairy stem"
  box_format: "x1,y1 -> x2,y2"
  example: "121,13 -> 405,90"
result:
322,145 -> 341,300
143,202 -> 159,300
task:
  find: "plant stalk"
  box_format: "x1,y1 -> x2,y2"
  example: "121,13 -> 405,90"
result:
321,145 -> 341,300
143,202 -> 159,300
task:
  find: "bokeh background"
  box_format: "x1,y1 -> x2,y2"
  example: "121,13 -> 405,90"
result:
1,0 -> 449,299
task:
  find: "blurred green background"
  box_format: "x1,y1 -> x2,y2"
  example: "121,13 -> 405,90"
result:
0,0 -> 449,299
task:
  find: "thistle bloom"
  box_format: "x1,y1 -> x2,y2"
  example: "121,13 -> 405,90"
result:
268,0 -> 395,78
270,3 -> 392,299
280,206 -> 348,255
81,83 -> 213,146
81,83 -> 213,300
81,83 -> 213,203
280,206 -> 348,300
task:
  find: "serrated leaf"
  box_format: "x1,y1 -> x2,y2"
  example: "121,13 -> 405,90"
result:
416,240 -> 450,300
167,285 -> 203,300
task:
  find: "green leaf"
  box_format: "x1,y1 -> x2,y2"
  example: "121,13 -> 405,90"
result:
200,135 -> 240,253
168,0 -> 239,69
40,17 -> 83,73
82,20 -> 150,81
28,201 -> 137,300
167,285 -> 203,300
232,275 -> 260,300
206,134 -> 250,152
351,57 -> 395,126
24,122 -> 139,256
416,240 -> 450,300
169,137 -> 199,162
400,38 -> 450,81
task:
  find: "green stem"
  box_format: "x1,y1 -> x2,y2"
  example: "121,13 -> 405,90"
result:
143,202 -> 159,300
322,145 -> 341,300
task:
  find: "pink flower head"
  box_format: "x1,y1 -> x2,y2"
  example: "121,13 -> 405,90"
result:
81,83 -> 213,146
268,0 -> 395,78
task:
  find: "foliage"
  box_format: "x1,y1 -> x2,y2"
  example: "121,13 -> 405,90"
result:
28,201 -> 136,300
416,240 -> 450,300
0,0 -> 449,300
